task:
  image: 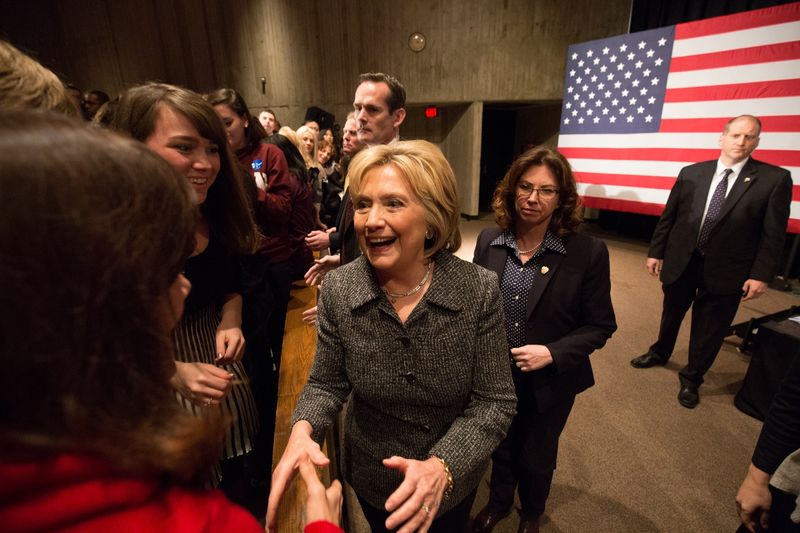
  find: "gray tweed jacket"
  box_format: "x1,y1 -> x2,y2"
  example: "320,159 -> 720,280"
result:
292,250 -> 516,513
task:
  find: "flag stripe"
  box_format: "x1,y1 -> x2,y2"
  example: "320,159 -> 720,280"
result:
674,3 -> 800,40
659,115 -> 800,132
666,59 -> 800,88
559,131 -> 800,150
664,79 -> 800,102
570,158 -> 800,179
674,21 -> 800,56
562,147 -> 800,165
662,96 -> 800,118
671,41 -> 800,72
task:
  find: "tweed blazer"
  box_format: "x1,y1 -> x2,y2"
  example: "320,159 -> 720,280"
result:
292,250 -> 516,513
649,158 -> 792,293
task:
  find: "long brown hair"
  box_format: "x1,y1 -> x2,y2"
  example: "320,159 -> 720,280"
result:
112,83 -> 259,254
0,111 -> 225,482
492,146 -> 583,236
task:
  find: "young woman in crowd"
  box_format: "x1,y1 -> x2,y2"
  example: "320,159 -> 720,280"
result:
0,110 -> 263,532
317,138 -> 343,229
111,83 -> 262,513
472,147 -> 616,533
267,140 -> 516,533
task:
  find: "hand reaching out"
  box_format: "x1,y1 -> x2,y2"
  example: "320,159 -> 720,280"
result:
170,361 -> 233,406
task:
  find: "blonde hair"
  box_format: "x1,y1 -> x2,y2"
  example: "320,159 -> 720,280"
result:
296,125 -> 322,171
348,140 -> 461,257
0,41 -> 79,117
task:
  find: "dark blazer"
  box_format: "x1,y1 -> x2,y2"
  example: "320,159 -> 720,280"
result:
292,250 -> 516,513
649,158 -> 792,293
473,230 -> 617,412
328,187 -> 360,262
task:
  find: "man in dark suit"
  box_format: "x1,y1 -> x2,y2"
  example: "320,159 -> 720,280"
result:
631,115 -> 792,408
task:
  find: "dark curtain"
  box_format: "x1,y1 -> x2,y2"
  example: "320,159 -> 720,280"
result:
630,0 -> 797,31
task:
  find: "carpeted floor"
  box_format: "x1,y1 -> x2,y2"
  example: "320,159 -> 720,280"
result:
456,216 -> 799,533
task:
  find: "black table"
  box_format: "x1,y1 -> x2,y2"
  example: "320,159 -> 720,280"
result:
735,317 -> 800,420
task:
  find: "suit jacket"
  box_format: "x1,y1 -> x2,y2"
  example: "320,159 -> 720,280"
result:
292,250 -> 516,513
328,187 -> 360,263
649,158 -> 792,293
473,230 -> 617,412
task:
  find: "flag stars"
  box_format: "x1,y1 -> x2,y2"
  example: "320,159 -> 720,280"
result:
629,97 -> 637,105
572,52 -> 578,60
582,84 -> 588,91
646,49 -> 655,58
593,57 -> 600,65
651,77 -> 660,85
626,115 -> 634,123
604,90 -> 611,98
640,88 -> 648,95
587,49 -> 594,57
617,63 -> 625,71
593,116 -> 600,123
607,73 -> 615,81
619,106 -> 627,114
584,67 -> 591,74
610,55 -> 617,62
655,58 -> 664,66
638,41 -> 646,49
643,69 -> 651,77
602,108 -> 609,115
632,79 -> 640,87
572,109 -> 578,116
564,118 -> 570,124
567,87 -> 574,93
580,101 -> 587,108
602,46 -> 610,54
586,109 -> 593,115
576,77 -> 582,84
600,65 -> 608,73
578,117 -> 585,124
627,52 -> 635,60
624,71 -> 632,79
573,94 -> 580,100
591,75 -> 598,82
578,59 -> 585,67
565,102 -> 572,109
621,89 -> 629,96
611,98 -> 619,106
645,115 -> 653,122
569,69 -> 576,77
588,92 -> 595,99
658,37 -> 667,46
610,116 -> 617,123
637,106 -> 645,114
614,81 -> 622,89
635,60 -> 643,69
598,82 -> 605,90
595,100 -> 603,107
648,96 -> 656,104
619,43 -> 628,52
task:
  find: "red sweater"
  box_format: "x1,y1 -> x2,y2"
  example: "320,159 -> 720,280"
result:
304,520 -> 344,533
238,142 -> 293,263
0,454 -> 262,532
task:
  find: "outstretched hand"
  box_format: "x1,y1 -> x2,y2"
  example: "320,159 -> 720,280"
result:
299,459 -> 342,528
382,456 -> 447,533
304,254 -> 341,287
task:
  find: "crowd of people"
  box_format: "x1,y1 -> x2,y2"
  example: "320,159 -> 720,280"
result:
0,38 -> 797,533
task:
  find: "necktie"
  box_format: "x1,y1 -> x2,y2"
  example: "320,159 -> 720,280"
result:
697,168 -> 733,252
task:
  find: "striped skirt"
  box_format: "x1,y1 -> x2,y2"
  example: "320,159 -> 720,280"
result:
172,304 -> 259,462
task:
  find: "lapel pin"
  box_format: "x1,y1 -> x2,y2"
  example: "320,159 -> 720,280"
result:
744,177 -> 751,183
540,266 -> 550,275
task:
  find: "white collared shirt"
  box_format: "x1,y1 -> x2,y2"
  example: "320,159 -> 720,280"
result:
700,157 -> 749,225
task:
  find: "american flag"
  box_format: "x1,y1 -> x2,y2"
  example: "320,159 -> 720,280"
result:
557,2 -> 800,233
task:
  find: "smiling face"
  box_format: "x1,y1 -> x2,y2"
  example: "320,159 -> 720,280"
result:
213,104 -> 247,151
514,164 -> 560,233
317,145 -> 332,165
719,116 -> 760,166
353,81 -> 406,145
145,106 -> 220,205
354,164 -> 428,279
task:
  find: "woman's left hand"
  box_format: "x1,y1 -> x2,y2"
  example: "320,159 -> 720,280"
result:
511,344 -> 553,372
382,456 -> 447,533
215,326 -> 245,364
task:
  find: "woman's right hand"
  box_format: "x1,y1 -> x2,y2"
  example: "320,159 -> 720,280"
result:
304,254 -> 341,287
169,361 -> 233,406
267,421 -> 330,533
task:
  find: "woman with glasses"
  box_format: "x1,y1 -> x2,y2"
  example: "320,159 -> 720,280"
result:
472,147 -> 617,533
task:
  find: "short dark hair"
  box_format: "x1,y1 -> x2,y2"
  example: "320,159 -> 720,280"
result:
358,72 -> 406,112
205,87 -> 267,153
491,146 -> 583,236
86,89 -> 110,104
0,110 -> 225,482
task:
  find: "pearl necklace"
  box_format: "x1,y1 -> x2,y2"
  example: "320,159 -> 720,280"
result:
382,261 -> 433,304
518,242 -> 542,255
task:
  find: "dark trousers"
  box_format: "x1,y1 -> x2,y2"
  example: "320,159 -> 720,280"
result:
265,260 -> 294,370
358,489 -> 477,533
650,251 -> 742,386
487,394 -> 575,520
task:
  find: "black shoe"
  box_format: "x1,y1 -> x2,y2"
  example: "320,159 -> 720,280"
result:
517,516 -> 540,533
472,506 -> 510,533
630,351 -> 668,368
678,384 -> 699,408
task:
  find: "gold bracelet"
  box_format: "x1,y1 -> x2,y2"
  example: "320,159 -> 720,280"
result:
432,455 -> 454,501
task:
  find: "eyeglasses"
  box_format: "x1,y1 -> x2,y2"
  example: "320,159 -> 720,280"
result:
517,183 -> 559,199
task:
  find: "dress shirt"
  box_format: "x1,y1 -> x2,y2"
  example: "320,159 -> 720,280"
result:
700,157 -> 748,226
